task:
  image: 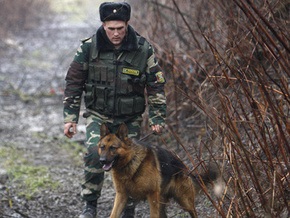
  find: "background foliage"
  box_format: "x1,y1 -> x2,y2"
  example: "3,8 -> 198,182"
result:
0,0 -> 50,37
130,0 -> 289,217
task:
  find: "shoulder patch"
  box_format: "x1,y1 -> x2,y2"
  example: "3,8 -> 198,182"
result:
155,71 -> 165,83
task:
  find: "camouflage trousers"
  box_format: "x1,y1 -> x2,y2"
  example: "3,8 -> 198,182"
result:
81,113 -> 143,202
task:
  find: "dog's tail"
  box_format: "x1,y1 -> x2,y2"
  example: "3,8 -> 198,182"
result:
190,164 -> 220,191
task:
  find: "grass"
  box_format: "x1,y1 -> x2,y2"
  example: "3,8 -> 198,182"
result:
0,145 -> 59,200
0,132 -> 85,202
58,137 -> 86,165
20,48 -> 53,71
33,131 -> 86,165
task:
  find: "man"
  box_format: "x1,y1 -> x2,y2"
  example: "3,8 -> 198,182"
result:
63,2 -> 166,218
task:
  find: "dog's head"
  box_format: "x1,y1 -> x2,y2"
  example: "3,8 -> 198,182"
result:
98,123 -> 129,171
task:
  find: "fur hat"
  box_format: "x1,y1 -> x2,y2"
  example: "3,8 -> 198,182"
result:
99,2 -> 131,22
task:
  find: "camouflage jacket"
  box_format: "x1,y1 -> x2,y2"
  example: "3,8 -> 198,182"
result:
63,25 -> 166,126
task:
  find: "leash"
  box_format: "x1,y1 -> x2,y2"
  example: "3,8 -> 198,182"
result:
139,131 -> 156,141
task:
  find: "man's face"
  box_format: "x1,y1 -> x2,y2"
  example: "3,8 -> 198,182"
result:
103,20 -> 128,47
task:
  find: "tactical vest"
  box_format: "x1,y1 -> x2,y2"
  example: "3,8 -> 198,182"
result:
84,34 -> 149,117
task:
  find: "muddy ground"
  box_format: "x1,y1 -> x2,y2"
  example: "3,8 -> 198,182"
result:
0,4 -> 216,218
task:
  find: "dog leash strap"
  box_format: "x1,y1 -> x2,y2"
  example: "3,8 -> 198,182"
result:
139,132 -> 155,141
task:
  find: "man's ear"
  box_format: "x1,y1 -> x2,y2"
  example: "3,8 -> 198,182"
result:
116,123 -> 128,141
102,22 -> 106,29
125,22 -> 128,31
100,123 -> 110,139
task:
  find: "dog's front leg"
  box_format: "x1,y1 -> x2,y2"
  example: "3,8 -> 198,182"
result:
110,192 -> 128,218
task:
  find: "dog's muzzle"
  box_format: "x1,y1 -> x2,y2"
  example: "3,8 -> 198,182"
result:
100,157 -> 115,171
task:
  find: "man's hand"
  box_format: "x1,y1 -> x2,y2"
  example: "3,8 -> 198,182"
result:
151,124 -> 163,134
64,122 -> 77,138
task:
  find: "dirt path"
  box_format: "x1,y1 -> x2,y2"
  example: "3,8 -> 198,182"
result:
0,3 -> 111,217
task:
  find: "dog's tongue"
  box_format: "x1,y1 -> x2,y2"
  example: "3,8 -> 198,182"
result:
102,162 -> 113,171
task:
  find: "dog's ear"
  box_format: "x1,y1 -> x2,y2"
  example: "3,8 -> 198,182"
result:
100,123 -> 110,138
116,123 -> 128,141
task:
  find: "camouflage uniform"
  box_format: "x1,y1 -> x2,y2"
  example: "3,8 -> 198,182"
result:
63,24 -> 166,202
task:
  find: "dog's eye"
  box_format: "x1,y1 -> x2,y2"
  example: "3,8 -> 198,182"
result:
110,146 -> 117,152
99,145 -> 105,150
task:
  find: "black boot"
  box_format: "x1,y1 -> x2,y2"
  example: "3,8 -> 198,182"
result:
121,198 -> 135,218
79,200 -> 97,218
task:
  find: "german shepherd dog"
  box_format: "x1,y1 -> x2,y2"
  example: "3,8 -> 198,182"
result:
98,123 -> 218,218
